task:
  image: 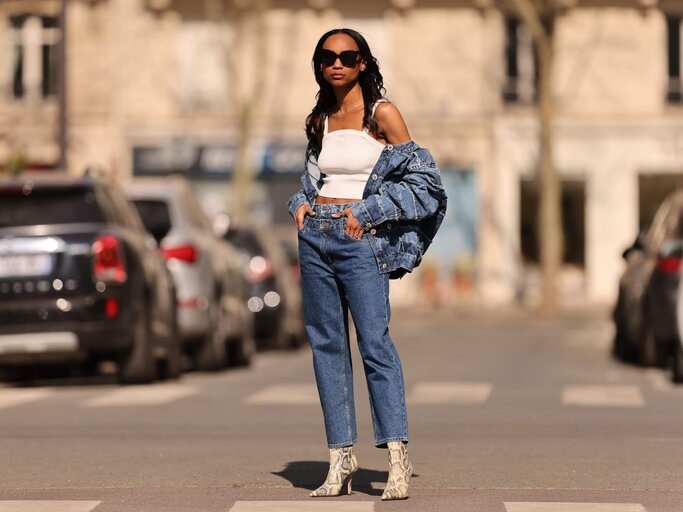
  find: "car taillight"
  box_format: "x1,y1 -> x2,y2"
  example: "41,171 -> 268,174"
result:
247,255 -> 274,283
92,235 -> 127,283
658,256 -> 681,274
161,244 -> 197,263
105,297 -> 119,318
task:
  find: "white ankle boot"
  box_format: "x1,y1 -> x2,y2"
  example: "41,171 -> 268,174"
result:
381,441 -> 412,500
310,446 -> 358,497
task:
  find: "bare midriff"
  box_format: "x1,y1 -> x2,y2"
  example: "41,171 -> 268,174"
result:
315,195 -> 361,204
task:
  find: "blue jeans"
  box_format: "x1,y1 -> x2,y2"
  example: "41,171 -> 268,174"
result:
297,202 -> 409,448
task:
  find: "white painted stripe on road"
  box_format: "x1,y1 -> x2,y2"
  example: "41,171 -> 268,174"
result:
0,501 -> 101,512
505,503 -> 646,512
643,368 -> 683,392
229,502 -> 373,512
81,383 -> 198,407
562,385 -> 644,407
0,388 -> 52,410
407,381 -> 492,404
245,384 -> 319,405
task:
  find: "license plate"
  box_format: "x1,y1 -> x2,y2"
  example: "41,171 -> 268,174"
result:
0,254 -> 53,277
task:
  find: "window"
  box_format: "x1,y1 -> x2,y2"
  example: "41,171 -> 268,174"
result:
503,18 -> 538,105
9,15 -> 59,101
666,15 -> 682,103
0,188 -> 104,227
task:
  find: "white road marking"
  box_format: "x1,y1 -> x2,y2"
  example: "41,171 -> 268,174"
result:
229,502 -> 373,512
81,383 -> 198,407
0,388 -> 53,410
407,381 -> 492,404
562,385 -> 644,407
505,503 -> 646,512
643,368 -> 683,392
245,384 -> 319,405
0,501 -> 101,512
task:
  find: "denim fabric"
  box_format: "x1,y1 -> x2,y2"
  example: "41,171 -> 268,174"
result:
287,139 -> 448,279
298,202 -> 409,448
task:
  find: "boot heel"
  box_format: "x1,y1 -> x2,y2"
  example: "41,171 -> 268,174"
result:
310,446 -> 358,498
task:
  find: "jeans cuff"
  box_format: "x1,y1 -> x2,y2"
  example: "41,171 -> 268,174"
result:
328,439 -> 357,448
374,436 -> 409,448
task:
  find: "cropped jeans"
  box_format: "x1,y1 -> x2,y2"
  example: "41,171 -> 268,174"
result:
297,202 -> 409,448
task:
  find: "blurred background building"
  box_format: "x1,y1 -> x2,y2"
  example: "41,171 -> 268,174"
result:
1,0 -> 682,307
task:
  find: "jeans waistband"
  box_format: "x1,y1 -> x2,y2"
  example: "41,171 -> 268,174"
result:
311,202 -> 357,217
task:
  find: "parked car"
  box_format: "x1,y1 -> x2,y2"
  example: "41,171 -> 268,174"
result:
0,175 -> 181,384
673,259 -> 683,382
613,190 -> 683,372
126,177 -> 255,370
224,225 -> 306,350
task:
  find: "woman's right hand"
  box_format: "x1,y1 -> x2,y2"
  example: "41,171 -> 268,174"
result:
295,203 -> 316,231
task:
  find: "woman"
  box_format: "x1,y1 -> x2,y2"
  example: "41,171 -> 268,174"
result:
287,28 -> 447,501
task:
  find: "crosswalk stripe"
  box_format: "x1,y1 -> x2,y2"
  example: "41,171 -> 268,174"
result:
81,383 -> 198,407
245,384 -> 319,405
0,388 -> 52,410
229,502 -> 373,512
407,381 -> 492,404
504,503 -> 647,512
562,385 -> 644,407
0,501 -> 101,512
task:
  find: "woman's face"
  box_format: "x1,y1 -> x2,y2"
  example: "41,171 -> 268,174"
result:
319,33 -> 365,88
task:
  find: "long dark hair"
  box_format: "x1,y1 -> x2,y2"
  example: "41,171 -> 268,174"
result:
305,28 -> 386,149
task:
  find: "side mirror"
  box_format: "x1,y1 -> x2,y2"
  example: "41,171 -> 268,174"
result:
622,231 -> 646,260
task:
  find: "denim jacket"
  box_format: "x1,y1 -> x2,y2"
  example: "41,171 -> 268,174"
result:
287,139 -> 448,279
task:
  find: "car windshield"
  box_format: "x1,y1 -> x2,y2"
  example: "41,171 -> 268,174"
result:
132,199 -> 172,243
0,187 -> 105,227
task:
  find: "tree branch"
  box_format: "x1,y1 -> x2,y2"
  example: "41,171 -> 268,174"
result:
506,0 -> 549,46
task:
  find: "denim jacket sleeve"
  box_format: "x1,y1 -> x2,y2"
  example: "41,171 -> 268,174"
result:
348,147 -> 446,229
286,141 -> 320,218
286,190 -> 308,218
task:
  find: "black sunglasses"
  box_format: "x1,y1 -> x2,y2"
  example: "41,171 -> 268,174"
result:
318,49 -> 361,68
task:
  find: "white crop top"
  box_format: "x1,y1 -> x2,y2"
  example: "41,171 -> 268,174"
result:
317,100 -> 387,200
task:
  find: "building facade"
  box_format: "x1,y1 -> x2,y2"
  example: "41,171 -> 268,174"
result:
1,0 -> 682,306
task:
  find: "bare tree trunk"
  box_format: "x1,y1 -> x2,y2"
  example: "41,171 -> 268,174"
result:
537,18 -> 562,314
507,0 -> 563,314
205,0 -> 269,225
231,0 -> 270,224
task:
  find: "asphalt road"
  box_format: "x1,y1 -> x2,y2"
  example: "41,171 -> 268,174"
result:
1,305 -> 682,512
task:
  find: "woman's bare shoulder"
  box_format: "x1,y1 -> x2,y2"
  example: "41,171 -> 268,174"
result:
374,101 -> 410,144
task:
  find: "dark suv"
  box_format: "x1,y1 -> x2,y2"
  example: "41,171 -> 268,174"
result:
0,176 -> 180,384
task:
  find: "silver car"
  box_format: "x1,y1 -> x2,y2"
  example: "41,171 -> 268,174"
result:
126,176 -> 254,370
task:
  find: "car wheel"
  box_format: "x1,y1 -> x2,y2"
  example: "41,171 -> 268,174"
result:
193,298 -> 227,371
161,319 -> 183,380
613,307 -> 636,362
228,333 -> 255,367
639,319 -> 659,367
118,306 -> 157,385
671,340 -> 683,383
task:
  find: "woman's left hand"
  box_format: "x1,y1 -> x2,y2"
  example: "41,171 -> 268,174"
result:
333,208 -> 365,239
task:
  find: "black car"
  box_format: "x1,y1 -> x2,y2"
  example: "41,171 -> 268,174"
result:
224,225 -> 305,350
0,176 -> 181,384
613,190 -> 683,374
